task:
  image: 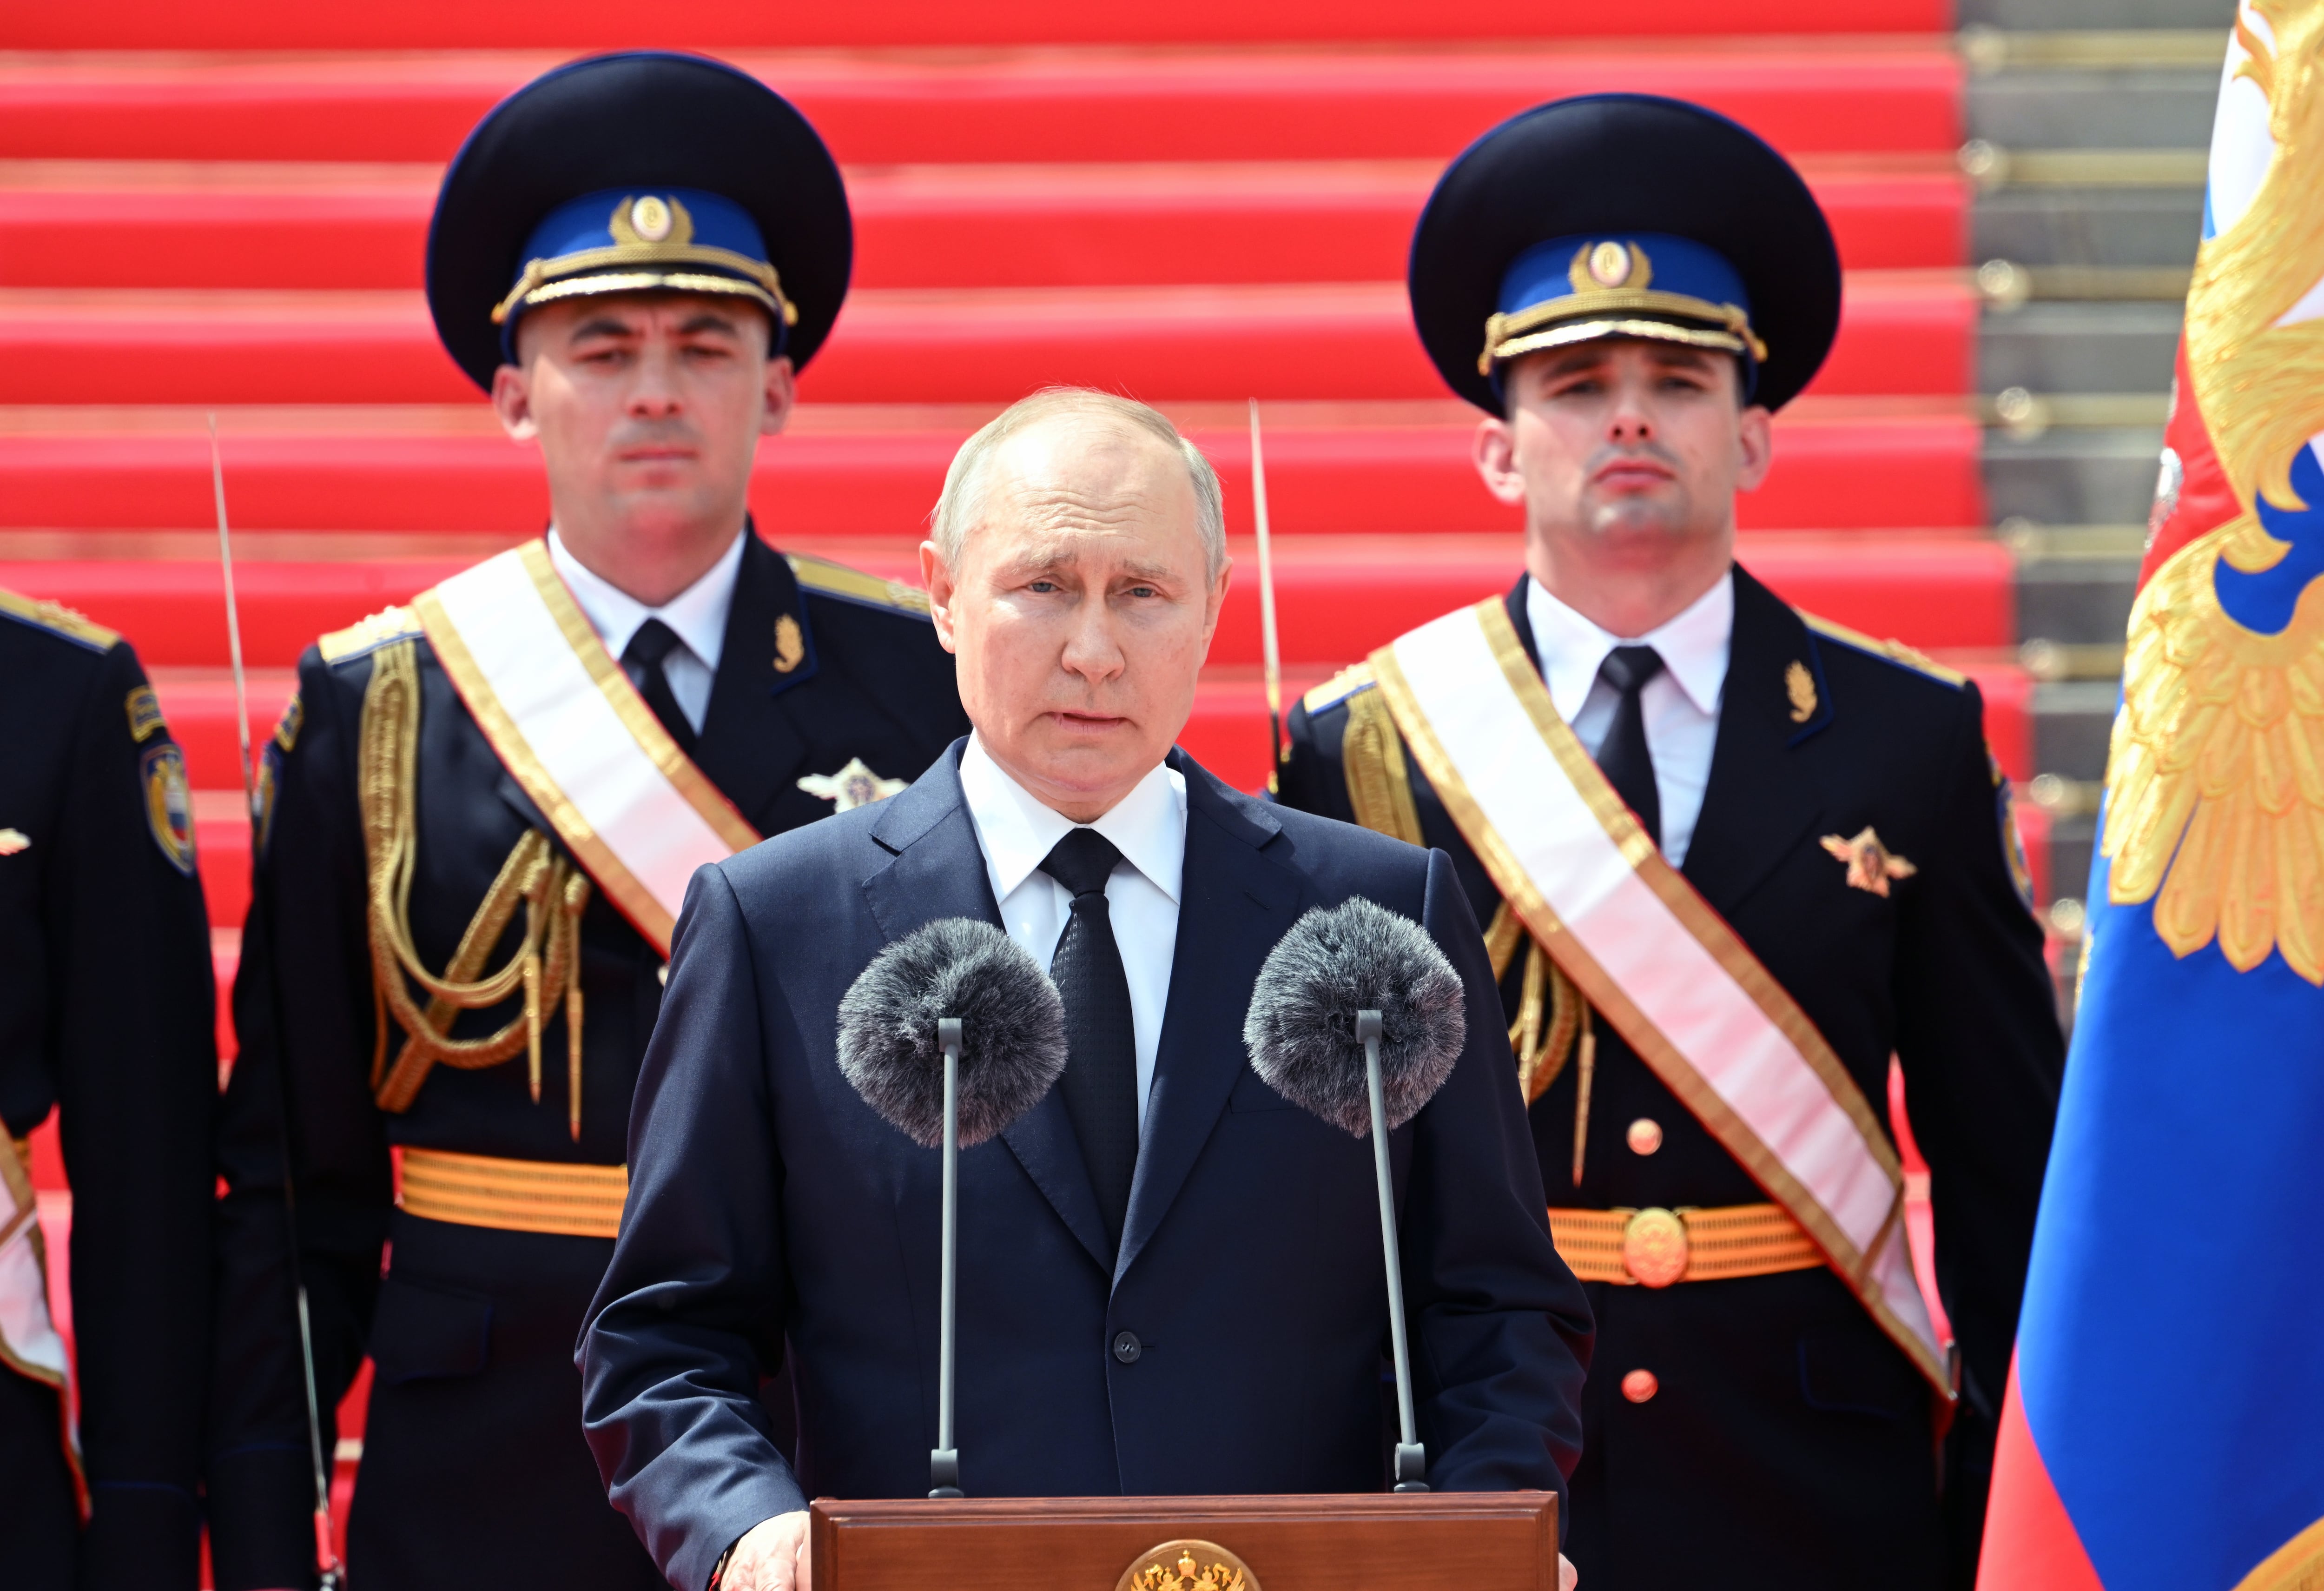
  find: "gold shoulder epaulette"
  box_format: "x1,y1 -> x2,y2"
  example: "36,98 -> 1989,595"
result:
319,604 -> 422,663
787,554 -> 931,617
1302,663 -> 1377,715
0,587 -> 119,653
1800,611 -> 1967,689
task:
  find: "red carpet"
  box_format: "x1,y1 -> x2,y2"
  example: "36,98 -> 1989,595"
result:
0,159 -> 1963,288
0,0 -> 1951,51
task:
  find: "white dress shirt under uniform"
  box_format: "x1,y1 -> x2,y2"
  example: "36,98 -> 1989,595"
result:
958,733 -> 1187,1131
1525,572 -> 1733,869
547,525 -> 745,736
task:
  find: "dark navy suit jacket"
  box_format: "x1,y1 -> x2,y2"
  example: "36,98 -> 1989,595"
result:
579,743 -> 1592,1590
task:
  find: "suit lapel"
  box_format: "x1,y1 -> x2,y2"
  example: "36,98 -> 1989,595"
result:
862,748 -> 1116,1273
1680,564 -> 1830,919
1115,753 -> 1307,1284
692,529 -> 814,828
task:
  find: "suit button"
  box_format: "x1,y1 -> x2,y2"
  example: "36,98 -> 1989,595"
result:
1112,1331 -> 1142,1365
1621,1368 -> 1659,1404
1626,1118 -> 1664,1155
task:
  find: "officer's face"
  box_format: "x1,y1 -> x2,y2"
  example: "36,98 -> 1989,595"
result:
1473,339 -> 1773,563
922,416 -> 1230,823
493,293 -> 793,596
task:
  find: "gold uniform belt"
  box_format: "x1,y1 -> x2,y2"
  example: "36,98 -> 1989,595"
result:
397,1147 -> 627,1240
1548,1202 -> 1825,1288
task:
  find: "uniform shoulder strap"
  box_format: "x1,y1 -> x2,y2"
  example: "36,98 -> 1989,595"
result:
0,588 -> 118,652
786,553 -> 932,617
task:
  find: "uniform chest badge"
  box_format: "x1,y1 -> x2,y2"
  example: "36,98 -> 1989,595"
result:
142,743 -> 197,875
799,756 -> 907,813
773,612 -> 806,673
1785,659 -> 1818,723
1821,826 -> 1916,897
0,828 -> 28,856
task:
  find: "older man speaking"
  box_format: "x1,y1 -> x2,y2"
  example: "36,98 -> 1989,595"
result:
579,390 -> 1591,1591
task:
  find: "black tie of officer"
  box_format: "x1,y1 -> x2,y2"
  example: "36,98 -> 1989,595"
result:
623,618 -> 698,756
1596,644 -> 1666,849
1041,827 -> 1140,1251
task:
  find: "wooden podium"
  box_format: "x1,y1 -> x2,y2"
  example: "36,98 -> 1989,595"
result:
811,1492 -> 1558,1591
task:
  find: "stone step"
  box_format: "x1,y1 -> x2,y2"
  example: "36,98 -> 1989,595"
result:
1972,185 -> 2202,268
1985,426 -> 2166,526
1967,67 -> 2218,148
1979,300 -> 2182,392
1958,0 -> 2237,29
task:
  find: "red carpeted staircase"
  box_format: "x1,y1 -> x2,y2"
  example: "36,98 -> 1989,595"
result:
4,0 -> 1995,1564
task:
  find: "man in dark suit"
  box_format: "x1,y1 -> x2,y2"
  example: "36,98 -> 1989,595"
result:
1274,97 -> 2063,1591
580,388 -> 1592,1591
1,594 -> 216,1590
205,55 -> 969,1591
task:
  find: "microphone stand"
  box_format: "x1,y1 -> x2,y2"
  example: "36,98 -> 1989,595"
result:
1357,1010 -> 1428,1492
929,1017 -> 964,1498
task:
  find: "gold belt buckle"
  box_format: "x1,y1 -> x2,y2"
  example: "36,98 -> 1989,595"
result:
1620,1207 -> 1690,1288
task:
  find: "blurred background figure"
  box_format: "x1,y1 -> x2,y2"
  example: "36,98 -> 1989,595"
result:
1,592 -> 217,1591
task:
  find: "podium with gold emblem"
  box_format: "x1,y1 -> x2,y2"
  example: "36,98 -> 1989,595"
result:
809,1493 -> 1559,1591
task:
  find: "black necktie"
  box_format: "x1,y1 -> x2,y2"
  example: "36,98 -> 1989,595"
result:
623,618 -> 698,756
1041,827 -> 1140,1251
1595,644 -> 1666,849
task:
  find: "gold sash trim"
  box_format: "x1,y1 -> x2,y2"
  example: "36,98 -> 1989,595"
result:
397,1147 -> 628,1240
1369,598 -> 1947,1396
1548,1203 -> 1825,1287
411,541 -> 758,956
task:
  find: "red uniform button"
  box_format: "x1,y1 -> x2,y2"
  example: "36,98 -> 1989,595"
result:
1620,1368 -> 1659,1404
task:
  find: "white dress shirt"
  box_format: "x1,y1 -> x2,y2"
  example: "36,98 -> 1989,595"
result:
547,527 -> 745,735
957,733 -> 1187,1129
1525,572 -> 1733,869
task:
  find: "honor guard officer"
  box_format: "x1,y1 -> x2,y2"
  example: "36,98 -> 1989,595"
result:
205,53 -> 970,1591
1275,97 -> 2065,1590
1,595 -> 217,1590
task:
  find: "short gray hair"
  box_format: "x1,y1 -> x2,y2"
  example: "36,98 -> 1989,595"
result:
929,388 -> 1226,581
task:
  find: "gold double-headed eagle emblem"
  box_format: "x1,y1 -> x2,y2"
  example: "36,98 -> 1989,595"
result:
1116,1541 -> 1260,1591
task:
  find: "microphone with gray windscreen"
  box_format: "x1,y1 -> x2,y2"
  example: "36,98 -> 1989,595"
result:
1243,896 -> 1467,1492
837,918 -> 1067,1498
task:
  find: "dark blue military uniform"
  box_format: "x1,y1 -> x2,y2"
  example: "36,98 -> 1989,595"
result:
204,51 -> 971,1591
1275,95 -> 2065,1589
0,592 -> 216,1591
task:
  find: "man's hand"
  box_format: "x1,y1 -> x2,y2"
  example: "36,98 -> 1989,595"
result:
1560,1551 -> 1578,1591
718,1511 -> 811,1591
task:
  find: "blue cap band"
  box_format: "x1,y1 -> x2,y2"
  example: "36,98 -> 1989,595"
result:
494,186 -> 793,363
1483,231 -> 1764,400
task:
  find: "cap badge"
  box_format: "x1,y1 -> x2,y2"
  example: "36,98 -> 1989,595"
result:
798,757 -> 907,813
1573,240 -> 1651,293
1821,827 -> 1917,897
610,193 -> 693,250
629,194 -> 674,242
1785,660 -> 1818,723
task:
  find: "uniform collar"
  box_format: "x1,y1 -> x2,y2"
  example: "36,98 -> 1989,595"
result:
546,525 -> 746,673
1524,568 -> 1733,723
957,732 -> 1186,906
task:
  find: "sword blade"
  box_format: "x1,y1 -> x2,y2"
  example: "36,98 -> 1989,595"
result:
1249,399 -> 1283,777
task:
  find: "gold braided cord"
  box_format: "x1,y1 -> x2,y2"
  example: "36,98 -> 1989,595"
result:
358,640 -> 593,1115
2103,0 -> 2324,983
1339,686 -> 1427,848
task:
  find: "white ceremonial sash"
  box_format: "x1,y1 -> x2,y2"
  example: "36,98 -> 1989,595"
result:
412,542 -> 760,957
0,1134 -> 82,1510
1371,599 -> 1948,1393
